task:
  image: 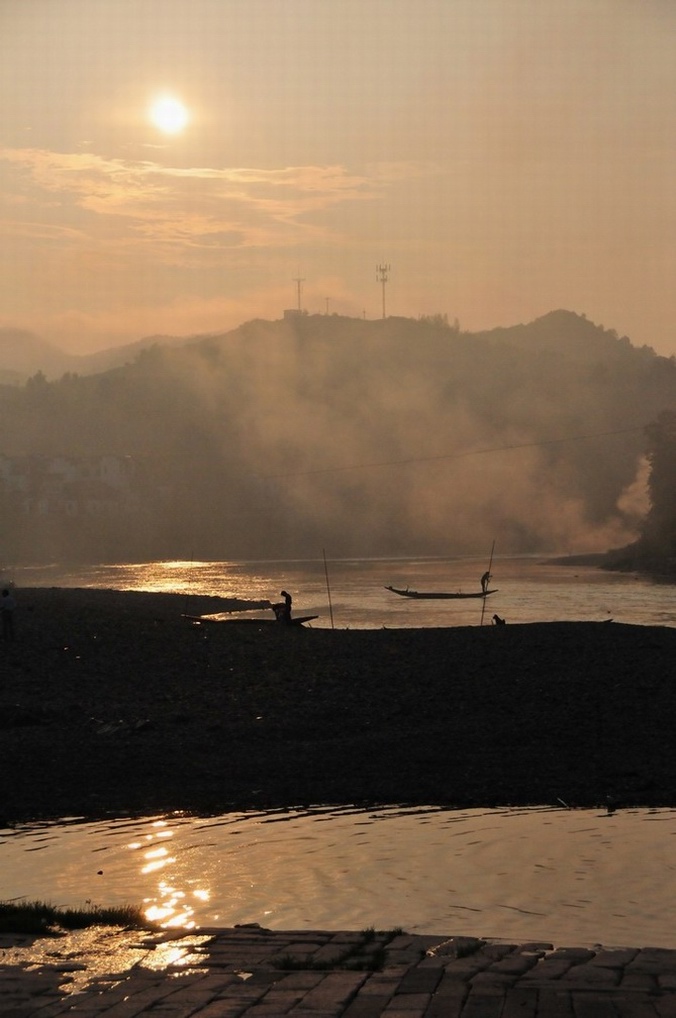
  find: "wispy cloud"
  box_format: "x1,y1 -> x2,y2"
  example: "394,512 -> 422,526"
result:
0,149 -> 426,253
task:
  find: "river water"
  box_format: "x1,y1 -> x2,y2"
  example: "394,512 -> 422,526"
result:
3,556 -> 676,947
11,554 -> 676,628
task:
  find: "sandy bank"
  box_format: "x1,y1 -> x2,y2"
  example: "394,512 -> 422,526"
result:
0,587 -> 674,824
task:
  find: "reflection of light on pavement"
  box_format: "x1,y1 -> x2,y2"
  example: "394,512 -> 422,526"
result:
141,936 -> 212,970
194,889 -> 210,902
0,927 -> 211,994
2,928 -> 143,993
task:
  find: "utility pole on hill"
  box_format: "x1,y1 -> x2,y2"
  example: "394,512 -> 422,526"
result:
376,263 -> 390,319
293,276 -> 305,313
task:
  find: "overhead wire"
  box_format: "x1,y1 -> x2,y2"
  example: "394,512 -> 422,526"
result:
261,423 -> 648,482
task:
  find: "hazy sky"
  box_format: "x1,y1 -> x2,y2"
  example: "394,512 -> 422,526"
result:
1,0 -> 674,354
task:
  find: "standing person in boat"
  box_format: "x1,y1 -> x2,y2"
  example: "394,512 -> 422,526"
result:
480,570 -> 492,593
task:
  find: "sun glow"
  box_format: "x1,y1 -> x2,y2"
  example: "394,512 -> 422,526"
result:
149,94 -> 189,134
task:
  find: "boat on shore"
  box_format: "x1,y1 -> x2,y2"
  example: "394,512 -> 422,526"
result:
384,585 -> 498,600
183,613 -> 318,626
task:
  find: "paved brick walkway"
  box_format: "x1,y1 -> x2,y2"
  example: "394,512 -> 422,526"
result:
3,925 -> 676,1016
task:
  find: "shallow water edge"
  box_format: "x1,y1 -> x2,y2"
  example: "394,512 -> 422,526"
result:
4,805 -> 676,949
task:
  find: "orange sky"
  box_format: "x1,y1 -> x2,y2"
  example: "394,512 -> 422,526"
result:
1,0 -> 674,354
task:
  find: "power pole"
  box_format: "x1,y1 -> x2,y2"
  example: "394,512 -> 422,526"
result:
376,263 -> 390,319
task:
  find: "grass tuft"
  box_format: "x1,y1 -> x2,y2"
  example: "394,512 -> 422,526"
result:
0,900 -> 155,935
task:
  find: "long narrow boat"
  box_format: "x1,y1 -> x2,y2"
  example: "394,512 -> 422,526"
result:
182,613 -> 318,626
384,585 -> 498,600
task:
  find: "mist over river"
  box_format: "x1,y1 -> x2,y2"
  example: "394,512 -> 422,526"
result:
10,555 -> 676,629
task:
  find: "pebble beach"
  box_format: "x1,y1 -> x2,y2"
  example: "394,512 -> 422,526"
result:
1,586 -> 676,823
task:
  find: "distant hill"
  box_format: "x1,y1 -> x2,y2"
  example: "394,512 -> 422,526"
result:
79,332 -> 202,375
0,328 -> 192,383
0,329 -> 75,383
0,311 -> 674,562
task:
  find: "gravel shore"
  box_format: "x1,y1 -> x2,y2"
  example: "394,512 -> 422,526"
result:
1,587 -> 674,824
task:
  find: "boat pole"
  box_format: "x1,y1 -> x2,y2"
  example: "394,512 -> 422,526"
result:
322,547 -> 335,629
480,539 -> 496,627
183,550 -> 195,618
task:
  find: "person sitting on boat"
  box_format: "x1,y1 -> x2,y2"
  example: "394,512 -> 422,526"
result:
272,589 -> 293,624
480,570 -> 492,593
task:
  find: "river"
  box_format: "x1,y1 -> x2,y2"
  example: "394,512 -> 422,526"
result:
9,554 -> 676,629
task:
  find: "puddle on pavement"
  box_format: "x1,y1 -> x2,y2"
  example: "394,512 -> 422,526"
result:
2,805 -> 676,950
0,927 -> 213,994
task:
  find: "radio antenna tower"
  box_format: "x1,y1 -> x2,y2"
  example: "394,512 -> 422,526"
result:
376,263 -> 391,319
293,275 -> 305,312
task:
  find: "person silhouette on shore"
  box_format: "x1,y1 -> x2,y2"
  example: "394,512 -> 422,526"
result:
480,571 -> 491,593
1,588 -> 16,639
272,589 -> 293,624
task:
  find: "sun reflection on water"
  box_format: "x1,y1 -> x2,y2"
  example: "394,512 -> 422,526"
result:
145,880 -> 195,928
125,819 -> 202,927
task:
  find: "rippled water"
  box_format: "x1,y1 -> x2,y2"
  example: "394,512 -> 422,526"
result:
2,805 -> 676,947
12,555 -> 676,628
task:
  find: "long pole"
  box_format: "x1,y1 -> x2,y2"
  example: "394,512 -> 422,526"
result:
322,547 -> 335,629
480,539 -> 496,627
293,276 -> 305,312
183,549 -> 195,617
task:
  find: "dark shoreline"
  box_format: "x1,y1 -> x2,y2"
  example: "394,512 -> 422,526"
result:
548,549 -> 676,580
1,587 -> 676,825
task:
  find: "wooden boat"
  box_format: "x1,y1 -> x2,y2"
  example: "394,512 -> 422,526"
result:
384,585 -> 498,600
182,613 -> 318,626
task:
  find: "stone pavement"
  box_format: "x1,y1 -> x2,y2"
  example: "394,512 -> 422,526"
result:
3,924 -> 676,1016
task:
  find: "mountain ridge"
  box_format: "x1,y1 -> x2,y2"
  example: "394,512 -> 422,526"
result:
2,308 -> 665,384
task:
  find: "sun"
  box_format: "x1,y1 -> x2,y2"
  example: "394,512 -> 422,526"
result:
149,94 -> 189,134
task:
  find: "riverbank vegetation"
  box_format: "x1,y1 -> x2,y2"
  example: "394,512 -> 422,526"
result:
603,410 -> 676,577
0,900 -> 153,935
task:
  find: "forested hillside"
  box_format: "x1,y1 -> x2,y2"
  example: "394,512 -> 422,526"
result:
606,410 -> 676,574
1,310 -> 674,563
